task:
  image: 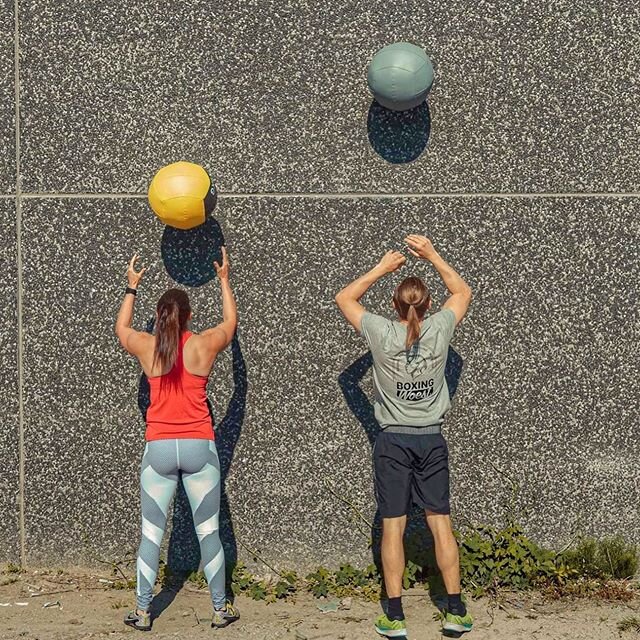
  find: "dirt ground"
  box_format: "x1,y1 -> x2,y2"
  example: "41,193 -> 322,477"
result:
0,568 -> 638,640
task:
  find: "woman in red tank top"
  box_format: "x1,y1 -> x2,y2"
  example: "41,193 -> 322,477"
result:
115,248 -> 239,630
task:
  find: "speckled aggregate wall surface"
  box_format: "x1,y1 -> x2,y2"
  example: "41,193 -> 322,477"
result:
0,201 -> 19,561
4,0 -> 640,569
17,196 -> 639,568
0,0 -> 15,192
17,0 -> 640,193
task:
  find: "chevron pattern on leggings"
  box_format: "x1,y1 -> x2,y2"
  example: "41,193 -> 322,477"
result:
136,438 -> 225,610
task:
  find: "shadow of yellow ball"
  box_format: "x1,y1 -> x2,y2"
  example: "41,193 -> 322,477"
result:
148,162 -> 215,230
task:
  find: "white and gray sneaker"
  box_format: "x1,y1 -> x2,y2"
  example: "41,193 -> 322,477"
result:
124,609 -> 151,631
211,601 -> 240,628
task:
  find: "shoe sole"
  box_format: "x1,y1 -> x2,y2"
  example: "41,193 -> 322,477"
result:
212,617 -> 239,629
443,621 -> 472,633
374,626 -> 408,638
124,620 -> 151,632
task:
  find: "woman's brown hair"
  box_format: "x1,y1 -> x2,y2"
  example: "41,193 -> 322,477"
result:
393,276 -> 431,349
153,288 -> 191,372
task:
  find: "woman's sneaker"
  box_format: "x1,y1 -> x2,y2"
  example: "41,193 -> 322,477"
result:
443,609 -> 473,634
123,609 -> 151,631
211,601 -> 240,628
374,613 -> 407,637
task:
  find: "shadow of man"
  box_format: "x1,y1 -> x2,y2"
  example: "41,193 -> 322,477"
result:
338,352 -> 383,569
338,345 -> 464,611
136,334 -> 247,622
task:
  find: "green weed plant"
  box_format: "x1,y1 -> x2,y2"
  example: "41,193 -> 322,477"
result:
562,536 -> 638,580
97,526 -> 638,605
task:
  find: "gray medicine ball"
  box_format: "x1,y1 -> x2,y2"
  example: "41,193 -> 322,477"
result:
367,42 -> 434,111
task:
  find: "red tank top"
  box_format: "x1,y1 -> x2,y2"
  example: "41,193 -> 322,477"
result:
145,332 -> 214,441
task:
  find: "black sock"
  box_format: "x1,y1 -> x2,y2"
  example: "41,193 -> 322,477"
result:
448,593 -> 466,616
387,596 -> 404,621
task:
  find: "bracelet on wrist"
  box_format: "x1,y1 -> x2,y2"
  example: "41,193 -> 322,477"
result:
125,287 -> 137,296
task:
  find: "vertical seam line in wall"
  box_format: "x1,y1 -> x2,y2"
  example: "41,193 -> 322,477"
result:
14,0 -> 26,567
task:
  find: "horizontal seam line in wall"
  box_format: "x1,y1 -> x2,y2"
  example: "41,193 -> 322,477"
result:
10,191 -> 640,199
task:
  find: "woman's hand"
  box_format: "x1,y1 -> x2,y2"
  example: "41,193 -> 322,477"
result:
127,255 -> 146,289
405,234 -> 437,261
214,246 -> 230,281
376,250 -> 406,274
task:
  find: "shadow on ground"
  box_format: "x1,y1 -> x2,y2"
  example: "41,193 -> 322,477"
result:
338,345 -> 463,613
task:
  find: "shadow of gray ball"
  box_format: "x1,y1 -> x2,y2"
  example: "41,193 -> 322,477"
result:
367,100 -> 431,164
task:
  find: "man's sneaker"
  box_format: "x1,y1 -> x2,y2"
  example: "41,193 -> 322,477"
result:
211,601 -> 240,628
443,609 -> 473,634
374,613 -> 407,637
123,609 -> 151,631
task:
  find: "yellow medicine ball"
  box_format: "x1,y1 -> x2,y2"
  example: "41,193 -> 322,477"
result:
148,162 -> 215,230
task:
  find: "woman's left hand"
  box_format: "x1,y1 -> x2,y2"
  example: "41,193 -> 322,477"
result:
376,250 -> 406,274
127,255 -> 146,289
214,246 -> 230,281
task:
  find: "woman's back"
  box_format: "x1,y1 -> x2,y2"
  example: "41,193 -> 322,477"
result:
145,331 -> 214,441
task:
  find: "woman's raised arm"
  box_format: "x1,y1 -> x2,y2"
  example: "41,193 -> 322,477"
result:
115,254 -> 150,355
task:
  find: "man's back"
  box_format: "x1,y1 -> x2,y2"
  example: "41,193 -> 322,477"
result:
360,308 -> 456,428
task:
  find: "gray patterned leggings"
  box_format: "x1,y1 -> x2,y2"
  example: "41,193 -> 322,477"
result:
136,438 -> 225,610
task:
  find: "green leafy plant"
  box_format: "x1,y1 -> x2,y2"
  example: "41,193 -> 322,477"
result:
112,577 -> 137,590
458,522 -> 570,596
403,560 -> 421,590
305,564 -> 380,601
157,560 -> 174,588
274,576 -> 296,599
186,570 -> 208,590
231,562 -> 255,593
232,526 -> 638,603
305,567 -> 332,598
231,562 -> 274,602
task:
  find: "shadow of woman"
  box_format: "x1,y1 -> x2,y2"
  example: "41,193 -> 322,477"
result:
338,345 -> 464,609
367,100 -> 431,164
136,335 -> 247,621
213,337 -> 248,589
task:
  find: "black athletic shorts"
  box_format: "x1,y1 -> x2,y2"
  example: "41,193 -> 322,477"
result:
373,430 -> 450,518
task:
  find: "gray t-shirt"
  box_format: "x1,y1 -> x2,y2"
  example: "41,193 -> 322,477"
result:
360,309 -> 456,428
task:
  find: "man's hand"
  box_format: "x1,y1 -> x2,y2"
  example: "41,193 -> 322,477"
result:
407,235 -> 472,326
335,251 -> 403,333
376,250 -> 406,274
405,235 -> 437,261
127,255 -> 146,289
214,247 -> 230,281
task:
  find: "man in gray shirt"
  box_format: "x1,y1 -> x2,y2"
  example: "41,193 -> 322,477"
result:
335,235 -> 472,637
360,306 -> 455,429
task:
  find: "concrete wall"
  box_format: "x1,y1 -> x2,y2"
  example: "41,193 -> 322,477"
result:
1,0 -> 638,570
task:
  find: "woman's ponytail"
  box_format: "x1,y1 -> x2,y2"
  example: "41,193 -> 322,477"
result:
405,304 -> 421,350
153,289 -> 192,372
392,276 -> 431,351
